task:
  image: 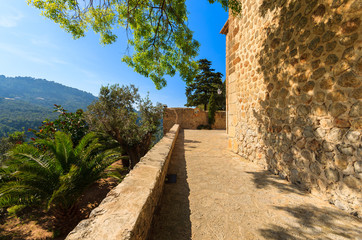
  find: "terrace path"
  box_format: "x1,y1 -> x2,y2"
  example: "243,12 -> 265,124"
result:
148,129 -> 362,240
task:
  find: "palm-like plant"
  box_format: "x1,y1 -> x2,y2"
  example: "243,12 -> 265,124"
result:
0,131 -> 119,225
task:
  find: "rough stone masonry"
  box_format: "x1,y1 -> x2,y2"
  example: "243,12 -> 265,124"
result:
222,0 -> 361,216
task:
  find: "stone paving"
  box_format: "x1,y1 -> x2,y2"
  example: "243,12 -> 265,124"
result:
148,129 -> 362,240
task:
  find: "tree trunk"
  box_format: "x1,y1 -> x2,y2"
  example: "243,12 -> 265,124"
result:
51,204 -> 81,236
121,156 -> 130,168
126,147 -> 141,169
123,133 -> 153,169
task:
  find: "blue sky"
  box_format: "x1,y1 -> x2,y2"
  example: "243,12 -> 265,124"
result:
0,1 -> 228,107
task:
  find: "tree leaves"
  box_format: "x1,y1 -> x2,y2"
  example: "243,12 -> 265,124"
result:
185,59 -> 225,110
0,132 -> 119,211
27,0 -> 241,89
85,84 -> 163,168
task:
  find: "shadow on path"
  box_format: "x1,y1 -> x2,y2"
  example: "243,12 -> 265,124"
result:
260,203 -> 362,240
246,170 -> 308,195
148,130 -> 191,240
246,171 -> 362,239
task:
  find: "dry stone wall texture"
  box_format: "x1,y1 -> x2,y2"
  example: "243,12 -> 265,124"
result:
225,0 -> 361,216
163,108 -> 226,134
66,125 -> 180,240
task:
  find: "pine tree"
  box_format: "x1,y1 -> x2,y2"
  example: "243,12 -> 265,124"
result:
185,59 -> 225,111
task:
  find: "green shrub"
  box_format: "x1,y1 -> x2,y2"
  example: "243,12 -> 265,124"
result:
7,204 -> 26,216
196,124 -> 211,130
29,105 -> 89,146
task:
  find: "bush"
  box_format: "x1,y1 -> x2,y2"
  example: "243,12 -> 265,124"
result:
196,124 -> 211,130
0,131 -> 25,165
29,105 -> 89,146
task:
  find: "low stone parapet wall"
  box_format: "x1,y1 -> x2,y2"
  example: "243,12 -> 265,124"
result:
163,107 -> 226,134
66,124 -> 180,240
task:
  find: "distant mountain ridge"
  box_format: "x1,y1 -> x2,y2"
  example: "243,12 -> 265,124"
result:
0,75 -> 96,111
0,75 -> 97,136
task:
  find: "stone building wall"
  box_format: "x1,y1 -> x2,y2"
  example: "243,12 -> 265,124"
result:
163,108 -> 226,134
223,0 -> 361,216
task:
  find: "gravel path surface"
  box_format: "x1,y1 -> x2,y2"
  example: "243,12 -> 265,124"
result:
149,129 -> 362,240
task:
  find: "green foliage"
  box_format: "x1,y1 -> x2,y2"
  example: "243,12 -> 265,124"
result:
6,204 -> 27,216
105,159 -> 129,182
208,0 -> 242,14
208,93 -> 216,126
0,99 -> 56,137
27,1 -> 241,89
0,75 -> 96,137
86,84 -> 163,169
0,132 -> 119,214
0,131 -> 25,164
6,131 -> 26,144
151,119 -> 164,147
185,59 -> 225,111
29,105 -> 89,146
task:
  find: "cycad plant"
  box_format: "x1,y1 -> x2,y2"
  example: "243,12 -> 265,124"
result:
0,131 -> 119,229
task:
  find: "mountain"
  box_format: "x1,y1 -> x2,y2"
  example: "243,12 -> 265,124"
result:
0,75 -> 97,136
0,75 -> 96,111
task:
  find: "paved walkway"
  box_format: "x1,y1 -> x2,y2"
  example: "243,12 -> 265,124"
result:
148,130 -> 362,240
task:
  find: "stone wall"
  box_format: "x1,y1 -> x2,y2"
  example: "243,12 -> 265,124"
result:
163,108 -> 226,134
66,124 -> 180,240
223,0 -> 361,216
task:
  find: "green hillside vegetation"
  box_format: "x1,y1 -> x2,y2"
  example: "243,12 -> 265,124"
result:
0,75 -> 97,136
0,75 -> 96,111
0,99 -> 56,137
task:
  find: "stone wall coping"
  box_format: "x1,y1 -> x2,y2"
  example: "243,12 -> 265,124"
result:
166,107 -> 225,112
66,124 -> 180,240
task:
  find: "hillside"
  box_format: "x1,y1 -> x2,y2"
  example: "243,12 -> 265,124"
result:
0,75 -> 96,111
0,75 -> 97,136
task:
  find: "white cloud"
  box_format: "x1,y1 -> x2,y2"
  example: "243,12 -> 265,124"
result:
0,8 -> 24,28
0,42 -> 52,66
78,68 -> 99,79
30,36 -> 59,49
0,42 -> 73,68
6,31 -> 60,50
51,57 -> 69,65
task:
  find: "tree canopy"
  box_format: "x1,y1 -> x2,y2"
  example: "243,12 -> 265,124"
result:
185,59 -> 225,111
85,84 -> 163,169
27,0 -> 241,89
